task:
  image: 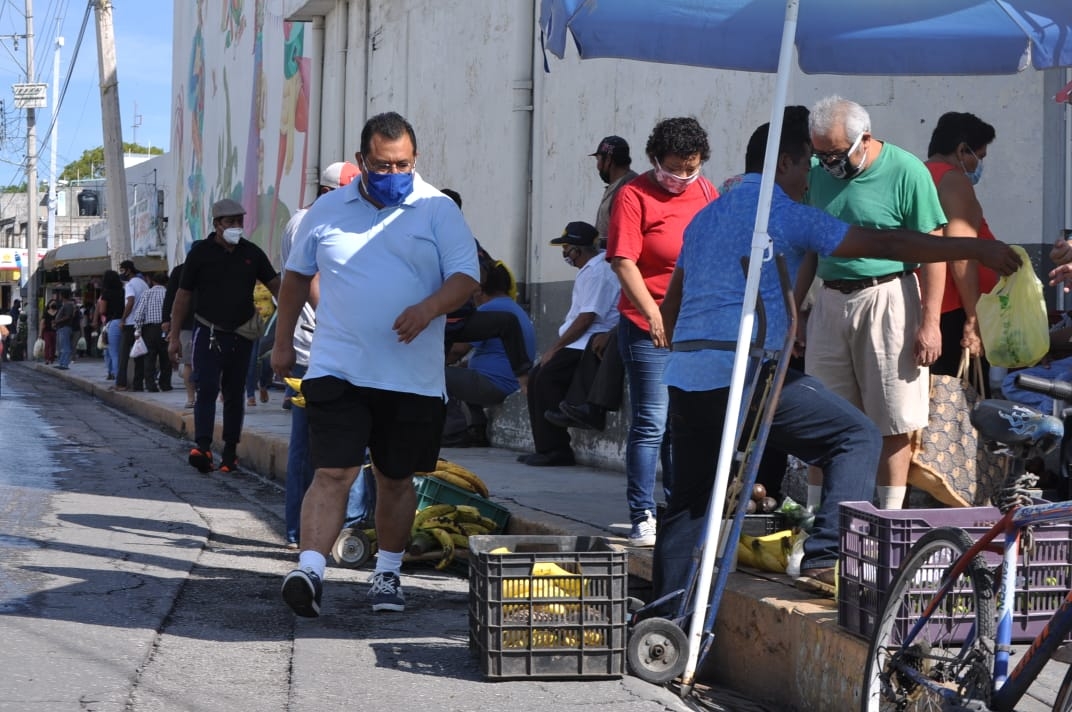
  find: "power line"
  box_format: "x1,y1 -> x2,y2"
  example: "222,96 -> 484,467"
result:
36,0 -> 88,152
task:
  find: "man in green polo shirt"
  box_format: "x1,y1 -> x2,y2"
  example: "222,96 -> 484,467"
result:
801,95 -> 947,510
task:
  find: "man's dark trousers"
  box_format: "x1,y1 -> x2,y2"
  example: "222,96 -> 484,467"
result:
117,324 -> 145,389
140,323 -> 172,390
525,347 -> 585,454
191,323 -> 253,451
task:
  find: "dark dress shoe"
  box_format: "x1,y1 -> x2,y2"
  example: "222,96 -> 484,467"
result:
543,408 -> 575,429
466,425 -> 490,447
560,401 -> 607,431
522,449 -> 576,467
440,431 -> 471,448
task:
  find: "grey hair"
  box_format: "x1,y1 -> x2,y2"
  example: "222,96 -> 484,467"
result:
809,95 -> 871,143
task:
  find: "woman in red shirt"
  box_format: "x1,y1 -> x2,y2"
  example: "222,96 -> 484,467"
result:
606,117 -> 718,547
925,112 -> 998,394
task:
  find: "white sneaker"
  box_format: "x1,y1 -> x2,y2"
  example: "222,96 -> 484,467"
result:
628,512 -> 657,547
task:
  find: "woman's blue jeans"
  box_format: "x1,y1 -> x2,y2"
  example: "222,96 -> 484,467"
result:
106,319 -> 121,376
618,318 -> 673,523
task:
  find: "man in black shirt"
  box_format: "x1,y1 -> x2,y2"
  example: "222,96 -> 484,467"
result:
168,199 -> 280,473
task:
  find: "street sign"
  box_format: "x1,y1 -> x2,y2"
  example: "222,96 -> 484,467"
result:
12,83 -> 47,109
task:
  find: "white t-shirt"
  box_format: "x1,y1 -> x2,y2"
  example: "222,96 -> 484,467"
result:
121,275 -> 148,326
280,207 -> 317,367
560,251 -> 620,350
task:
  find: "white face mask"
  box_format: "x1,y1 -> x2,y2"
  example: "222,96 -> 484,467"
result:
222,227 -> 243,245
653,161 -> 701,194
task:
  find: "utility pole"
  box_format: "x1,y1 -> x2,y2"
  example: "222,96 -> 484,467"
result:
24,0 -> 39,351
46,34 -> 62,251
94,0 -> 131,267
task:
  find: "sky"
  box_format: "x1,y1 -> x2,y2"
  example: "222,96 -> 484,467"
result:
0,0 -> 173,189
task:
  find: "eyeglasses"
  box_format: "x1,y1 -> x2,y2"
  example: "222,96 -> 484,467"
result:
364,159 -> 414,174
813,133 -> 864,164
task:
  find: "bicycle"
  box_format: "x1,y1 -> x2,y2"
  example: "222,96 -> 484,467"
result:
862,373 -> 1072,711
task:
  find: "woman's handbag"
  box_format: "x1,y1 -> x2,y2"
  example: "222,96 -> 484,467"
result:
908,350 -> 1008,507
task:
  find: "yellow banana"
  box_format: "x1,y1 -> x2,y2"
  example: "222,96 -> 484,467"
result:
476,515 -> 499,532
413,503 -> 456,527
738,530 -> 793,573
418,516 -> 464,535
428,527 -> 454,570
435,460 -> 490,498
458,522 -> 491,536
453,504 -> 483,523
363,528 -> 377,545
532,562 -> 584,596
449,532 -> 469,548
428,470 -> 478,493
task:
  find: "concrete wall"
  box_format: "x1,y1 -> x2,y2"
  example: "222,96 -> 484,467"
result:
168,0 -> 1072,469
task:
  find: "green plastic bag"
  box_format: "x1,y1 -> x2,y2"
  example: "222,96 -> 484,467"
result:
976,245 -> 1049,368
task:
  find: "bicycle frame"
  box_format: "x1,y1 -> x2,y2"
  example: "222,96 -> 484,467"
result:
892,497 -> 1072,710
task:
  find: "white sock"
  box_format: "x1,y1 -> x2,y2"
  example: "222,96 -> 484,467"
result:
375,548 -> 404,576
806,484 -> 823,511
298,550 -> 326,579
877,486 -> 907,510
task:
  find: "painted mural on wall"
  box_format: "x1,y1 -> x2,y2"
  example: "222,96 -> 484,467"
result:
170,0 -> 309,267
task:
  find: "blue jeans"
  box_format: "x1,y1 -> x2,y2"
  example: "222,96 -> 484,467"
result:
284,364 -> 314,543
105,319 -> 121,376
618,318 -> 672,523
1001,357 -> 1072,414
56,326 -> 73,367
665,370 -> 881,575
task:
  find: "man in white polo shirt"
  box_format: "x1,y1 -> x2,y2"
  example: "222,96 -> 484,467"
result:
272,112 -> 479,617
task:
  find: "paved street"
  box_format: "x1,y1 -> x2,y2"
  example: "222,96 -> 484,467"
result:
0,362 -> 758,712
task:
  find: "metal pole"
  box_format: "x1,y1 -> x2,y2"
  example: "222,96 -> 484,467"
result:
94,0 -> 131,267
24,0 -> 39,352
46,35 -> 62,251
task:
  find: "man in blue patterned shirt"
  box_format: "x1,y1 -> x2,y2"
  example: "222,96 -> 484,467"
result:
655,108 -> 1022,597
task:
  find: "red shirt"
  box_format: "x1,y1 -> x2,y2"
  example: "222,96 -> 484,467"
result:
925,161 -> 999,314
606,171 -> 718,330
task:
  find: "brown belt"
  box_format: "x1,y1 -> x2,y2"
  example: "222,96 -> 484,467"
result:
822,270 -> 912,295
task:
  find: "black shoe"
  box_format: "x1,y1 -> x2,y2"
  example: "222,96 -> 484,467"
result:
522,449 -> 576,467
146,386 -> 160,393
466,424 -> 490,447
159,384 -> 173,392
560,401 -> 607,431
543,408 -> 575,429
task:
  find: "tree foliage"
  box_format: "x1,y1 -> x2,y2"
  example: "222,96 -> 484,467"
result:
59,142 -> 163,181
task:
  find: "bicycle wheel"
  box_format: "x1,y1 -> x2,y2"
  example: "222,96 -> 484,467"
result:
861,526 -> 996,712
1055,664 -> 1072,712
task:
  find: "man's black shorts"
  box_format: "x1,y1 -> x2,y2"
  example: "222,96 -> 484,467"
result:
302,376 -> 445,478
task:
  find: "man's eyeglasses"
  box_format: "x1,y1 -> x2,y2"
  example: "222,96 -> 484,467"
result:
365,160 -> 414,174
813,133 -> 863,164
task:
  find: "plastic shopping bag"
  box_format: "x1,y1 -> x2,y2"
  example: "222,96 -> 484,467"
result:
976,246 -> 1049,368
130,335 -> 149,358
33,337 -> 44,359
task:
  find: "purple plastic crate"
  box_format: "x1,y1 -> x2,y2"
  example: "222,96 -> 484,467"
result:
838,501 -> 1072,642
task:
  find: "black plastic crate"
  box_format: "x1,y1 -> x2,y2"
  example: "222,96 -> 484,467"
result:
468,535 -> 627,679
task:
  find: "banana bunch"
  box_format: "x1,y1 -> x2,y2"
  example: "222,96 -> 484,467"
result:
283,377 -> 306,408
422,459 -> 489,498
409,503 -> 499,570
736,529 -> 794,573
502,628 -> 605,649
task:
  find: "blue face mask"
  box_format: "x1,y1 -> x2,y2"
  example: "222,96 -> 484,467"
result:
364,170 -> 414,206
961,147 -> 984,186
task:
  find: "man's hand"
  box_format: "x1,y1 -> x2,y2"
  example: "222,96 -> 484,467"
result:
976,240 -> 1022,276
1051,237 -> 1072,266
393,302 -> 437,344
915,322 -> 942,367
271,341 -> 296,380
590,331 -> 610,359
167,336 -> 182,364
1051,263 -> 1072,292
792,311 -> 809,359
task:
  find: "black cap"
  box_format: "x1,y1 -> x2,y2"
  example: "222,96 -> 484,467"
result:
550,221 -> 598,247
589,135 -> 630,161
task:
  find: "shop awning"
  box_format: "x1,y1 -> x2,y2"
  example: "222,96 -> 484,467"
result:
42,239 -> 166,278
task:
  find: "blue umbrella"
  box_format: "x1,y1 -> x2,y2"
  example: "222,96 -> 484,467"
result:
541,0 -> 1072,691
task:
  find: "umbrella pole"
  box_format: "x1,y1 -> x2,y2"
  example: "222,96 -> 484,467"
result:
680,0 -> 800,690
